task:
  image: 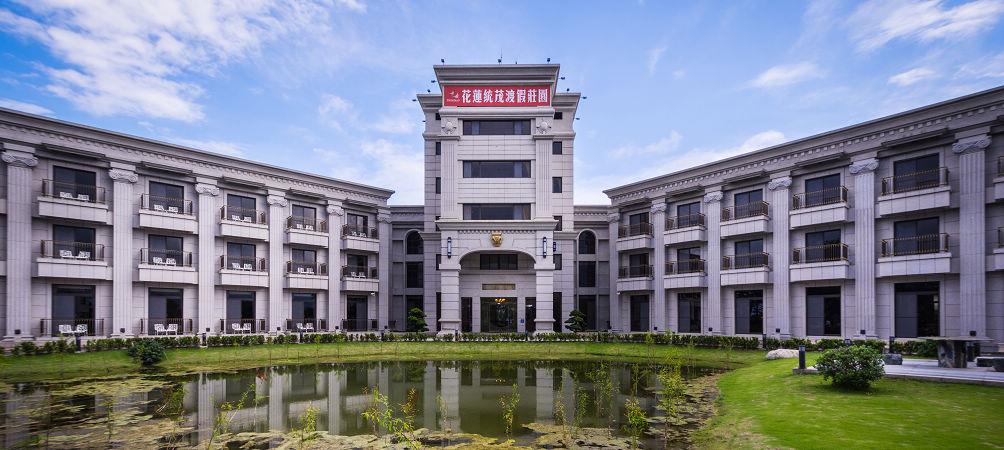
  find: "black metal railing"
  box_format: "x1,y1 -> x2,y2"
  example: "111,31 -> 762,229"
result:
666,259 -> 706,275
41,240 -> 104,261
220,318 -> 266,334
618,222 -> 653,238
140,194 -> 193,215
342,224 -> 379,239
342,319 -> 377,332
141,318 -> 192,335
285,319 -> 328,332
998,228 -> 1004,248
792,244 -> 848,264
220,206 -> 267,224
722,252 -> 770,270
880,234 -> 949,257
219,255 -> 266,271
140,248 -> 193,267
42,180 -> 105,203
287,216 -> 327,232
998,156 -> 1004,176
722,201 -> 769,221
42,318 -> 103,337
792,187 -> 848,209
341,266 -> 379,279
618,265 -> 654,279
286,261 -> 327,275
881,167 -> 948,195
667,213 -> 705,229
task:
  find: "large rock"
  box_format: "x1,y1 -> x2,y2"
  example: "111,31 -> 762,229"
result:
882,353 -> 903,365
765,348 -> 799,360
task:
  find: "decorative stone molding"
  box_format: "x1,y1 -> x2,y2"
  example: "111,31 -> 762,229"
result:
1,152 -> 38,168
326,205 -> 344,216
849,158 -> 879,175
377,212 -> 393,223
195,183 -> 219,196
952,135 -> 991,154
606,212 -> 620,223
108,168 -> 138,183
266,195 -> 288,207
703,191 -> 723,204
650,203 -> 667,215
767,177 -> 792,191
440,118 -> 458,136
535,118 -> 552,135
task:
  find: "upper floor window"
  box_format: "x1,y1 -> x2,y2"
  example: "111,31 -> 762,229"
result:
552,177 -> 562,193
578,261 -> 596,287
227,242 -> 256,259
54,224 -> 95,245
675,201 -> 702,227
148,234 -> 182,256
292,205 -> 316,221
406,262 -> 424,288
480,253 -> 519,270
346,213 -> 368,230
629,212 -> 650,225
890,217 -> 942,255
734,189 -> 763,206
292,248 -> 316,263
463,161 -> 530,178
53,166 -> 97,201
148,181 -> 184,210
435,141 -> 441,156
578,231 -> 596,254
463,204 -> 530,220
892,154 -> 941,193
227,194 -> 256,211
406,231 -> 423,254
463,120 -> 531,135
552,141 -> 562,155
802,174 -> 843,208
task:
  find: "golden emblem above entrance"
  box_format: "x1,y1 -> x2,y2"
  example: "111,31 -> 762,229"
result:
490,231 -> 503,247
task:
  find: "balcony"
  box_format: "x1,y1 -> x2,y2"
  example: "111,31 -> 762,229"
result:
0,241 -> 5,277
877,168 -> 950,217
721,253 -> 770,286
138,194 -> 197,233
341,266 -> 380,292
219,206 -> 269,241
617,222 -> 654,251
616,265 -> 654,292
790,244 -> 851,281
286,261 -> 328,290
220,318 -> 267,334
38,180 -> 111,224
720,202 -> 770,238
665,214 -> 706,245
37,241 -> 111,280
287,216 -> 329,247
285,319 -> 328,333
139,318 -> 194,336
990,228 -> 1004,271
343,319 -> 378,332
877,234 -> 951,277
993,157 -> 1004,201
664,260 -> 707,289
137,249 -> 197,284
342,225 -> 380,253
41,319 -> 105,337
790,187 -> 849,229
219,255 -> 268,287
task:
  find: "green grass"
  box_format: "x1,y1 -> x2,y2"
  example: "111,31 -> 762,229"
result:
696,355 -> 1004,449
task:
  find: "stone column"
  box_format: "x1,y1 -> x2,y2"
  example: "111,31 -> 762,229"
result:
109,165 -> 138,336
439,121 -> 460,219
196,180 -> 220,334
197,375 -> 218,445
535,367 -> 554,422
268,371 -> 286,431
850,158 -> 879,338
377,211 -> 392,330
439,260 -> 461,334
2,147 -> 37,339
607,211 -> 621,331
326,202 -> 345,331
327,369 -> 343,434
440,366 -> 460,431
704,191 -> 724,334
954,134 -> 991,337
534,122 -> 553,219
534,261 -> 555,334
267,193 -> 288,334
768,176 -> 792,338
650,200 -> 667,332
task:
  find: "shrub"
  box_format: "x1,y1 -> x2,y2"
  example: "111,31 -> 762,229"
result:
127,339 -> 166,366
815,345 -> 884,390
565,309 -> 587,333
406,308 -> 429,332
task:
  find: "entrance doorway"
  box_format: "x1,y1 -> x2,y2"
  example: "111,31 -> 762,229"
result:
525,297 -> 536,333
480,297 -> 517,332
461,297 -> 473,332
346,296 -> 368,331
578,295 -> 597,331
630,295 -> 649,332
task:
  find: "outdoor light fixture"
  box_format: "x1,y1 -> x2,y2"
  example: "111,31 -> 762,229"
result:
552,239 -> 557,254
446,237 -> 453,258
542,236 -> 548,258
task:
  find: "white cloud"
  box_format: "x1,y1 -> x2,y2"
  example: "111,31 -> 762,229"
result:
314,139 -> 423,204
0,97 -> 52,115
318,95 -> 418,135
847,0 -> 1004,52
751,62 -> 823,88
610,132 -> 681,158
956,52 -> 1004,78
888,67 -> 938,86
317,94 -> 356,132
646,46 -> 667,76
334,0 -> 367,13
169,138 -> 245,157
672,69 -> 686,79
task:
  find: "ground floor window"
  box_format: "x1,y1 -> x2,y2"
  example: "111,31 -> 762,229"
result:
292,293 -> 317,325
677,293 -> 701,333
226,291 -> 256,333
578,295 -> 597,331
148,288 -> 183,335
525,297 -> 536,333
895,282 -> 940,338
630,295 -> 650,332
734,290 -> 764,334
553,292 -> 562,332
346,296 -> 368,331
480,297 -> 516,332
806,286 -> 841,336
461,297 -> 473,332
52,284 -> 96,336
435,292 -> 441,331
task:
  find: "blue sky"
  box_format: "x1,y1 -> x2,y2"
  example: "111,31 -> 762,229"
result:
1,0 -> 1003,204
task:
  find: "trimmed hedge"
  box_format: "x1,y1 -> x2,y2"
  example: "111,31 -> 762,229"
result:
764,337 -> 887,353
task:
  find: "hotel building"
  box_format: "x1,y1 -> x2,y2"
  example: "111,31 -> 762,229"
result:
1,63 -> 1002,347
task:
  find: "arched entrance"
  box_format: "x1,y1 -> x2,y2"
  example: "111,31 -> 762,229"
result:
457,250 -> 537,333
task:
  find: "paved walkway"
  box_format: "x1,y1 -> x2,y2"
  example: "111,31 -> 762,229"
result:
882,359 -> 1004,387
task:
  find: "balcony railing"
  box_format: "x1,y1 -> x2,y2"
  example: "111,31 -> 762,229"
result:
998,227 -> 1004,248
667,213 -> 706,229
287,216 -> 327,232
618,222 -> 653,238
722,252 -> 770,270
140,318 -> 193,335
285,319 -> 328,332
721,201 -> 769,221
880,233 -> 949,257
342,319 -> 377,332
881,167 -> 948,195
792,187 -> 848,209
140,194 -> 193,215
219,255 -> 266,271
140,248 -> 193,267
618,265 -> 654,278
220,318 -> 266,334
42,180 -> 105,204
41,318 -> 103,337
666,259 -> 706,275
342,224 -> 379,239
341,266 -> 379,279
998,156 -> 1004,177
41,241 -> 104,261
287,261 -> 327,275
220,205 -> 266,224
792,244 -> 848,264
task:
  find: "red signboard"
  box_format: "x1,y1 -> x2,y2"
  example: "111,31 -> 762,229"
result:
442,84 -> 551,107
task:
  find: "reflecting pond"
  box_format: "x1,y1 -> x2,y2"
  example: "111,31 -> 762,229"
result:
1,360 -> 720,448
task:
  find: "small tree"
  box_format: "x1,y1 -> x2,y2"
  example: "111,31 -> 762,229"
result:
127,339 -> 165,366
565,309 -> 587,333
815,345 -> 885,390
406,307 -> 429,332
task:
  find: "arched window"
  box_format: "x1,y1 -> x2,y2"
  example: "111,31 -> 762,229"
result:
406,231 -> 423,254
578,231 -> 596,254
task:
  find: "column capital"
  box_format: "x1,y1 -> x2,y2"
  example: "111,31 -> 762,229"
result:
606,212 -> 620,223
849,158 -> 879,175
266,194 -> 288,207
650,203 -> 667,215
440,117 -> 459,137
952,134 -> 991,154
1,151 -> 38,168
703,191 -> 723,204
326,204 -> 345,216
195,183 -> 219,196
108,168 -> 138,183
767,176 -> 792,191
377,212 -> 393,223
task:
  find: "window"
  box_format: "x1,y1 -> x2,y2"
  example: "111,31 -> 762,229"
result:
462,161 -> 531,178
891,218 -> 940,255
552,177 -> 562,193
554,215 -> 562,231
734,290 -> 764,334
554,253 -> 562,271
406,262 -> 424,288
148,181 -> 184,211
578,295 -> 597,330
227,243 -> 256,267
732,239 -> 765,268
227,194 -> 256,211
52,285 -> 96,336
628,253 -> 649,267
291,205 -> 316,222
406,231 -> 423,254
148,288 -> 183,334
553,111 -> 563,120
676,247 -> 702,273
463,204 -> 531,220
803,229 -> 842,262
53,166 -> 97,200
895,282 -> 940,338
629,212 -> 649,225
806,287 -> 841,336
552,141 -> 562,154
675,201 -> 701,227
734,190 -> 763,206
462,120 -> 531,135
479,253 -> 518,270
630,295 -> 650,332
434,112 -> 441,121
226,291 -> 256,321
803,174 -> 841,207
435,177 -> 441,194
54,224 -> 95,245
435,141 -> 441,155
678,293 -> 701,333
578,231 -> 596,254
148,234 -> 183,263
52,225 -> 97,259
553,292 -> 562,332
731,189 -> 765,219
892,154 -> 940,192
346,213 -> 368,231
292,293 -> 316,322
292,248 -> 316,263
435,254 -> 441,270
578,261 -> 596,287
346,254 -> 368,273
